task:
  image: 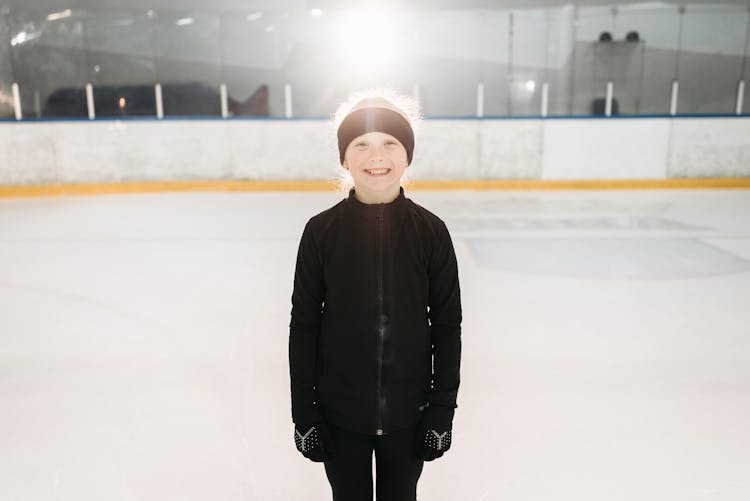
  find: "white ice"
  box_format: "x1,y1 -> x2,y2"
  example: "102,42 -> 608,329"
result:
1,189 -> 749,501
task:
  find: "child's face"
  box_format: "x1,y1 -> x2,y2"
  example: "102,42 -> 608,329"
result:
343,131 -> 408,201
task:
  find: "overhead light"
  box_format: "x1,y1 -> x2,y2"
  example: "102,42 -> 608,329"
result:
626,2 -> 672,10
525,80 -> 536,92
176,17 -> 194,26
310,8 -> 323,18
247,12 -> 263,22
337,6 -> 401,75
265,24 -> 276,32
46,9 -> 72,21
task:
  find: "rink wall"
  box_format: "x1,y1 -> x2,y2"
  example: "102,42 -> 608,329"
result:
0,117 -> 748,187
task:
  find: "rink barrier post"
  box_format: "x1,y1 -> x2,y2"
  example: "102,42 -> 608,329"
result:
670,80 -> 679,116
605,81 -> 613,117
155,83 -> 164,119
220,84 -> 229,118
541,82 -> 549,117
736,80 -> 745,115
476,83 -> 484,118
284,84 -> 293,118
85,83 -> 95,120
12,82 -> 21,120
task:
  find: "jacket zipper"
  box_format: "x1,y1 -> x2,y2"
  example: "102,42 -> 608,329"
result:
376,205 -> 385,435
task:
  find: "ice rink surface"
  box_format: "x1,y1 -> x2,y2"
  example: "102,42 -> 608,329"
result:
1,188 -> 749,501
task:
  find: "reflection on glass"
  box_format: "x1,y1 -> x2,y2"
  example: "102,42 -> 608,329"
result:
84,9 -> 156,117
279,7 -> 335,117
508,9 -> 547,116
0,3 -> 748,119
677,5 -> 749,114
568,6 -> 617,115
480,10 -> 511,116
9,5 -> 88,118
154,10 -> 222,116
222,9 -> 288,117
743,31 -> 750,114
544,6 -> 575,116
0,3 -> 15,118
614,4 -> 680,115
417,9 -> 480,117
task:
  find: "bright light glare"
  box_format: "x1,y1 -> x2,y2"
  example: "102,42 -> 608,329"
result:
10,31 -> 28,46
10,30 -> 41,46
337,7 -> 400,75
525,80 -> 536,92
247,12 -> 263,22
176,17 -> 194,26
46,9 -> 72,21
310,8 -> 323,18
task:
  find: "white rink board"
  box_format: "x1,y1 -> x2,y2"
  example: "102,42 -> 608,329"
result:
542,118 -> 670,180
0,117 -> 748,184
668,118 -> 750,178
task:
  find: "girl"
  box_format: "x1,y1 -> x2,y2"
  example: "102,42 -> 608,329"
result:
289,89 -> 462,501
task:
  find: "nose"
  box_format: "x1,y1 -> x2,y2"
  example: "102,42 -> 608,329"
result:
368,144 -> 387,163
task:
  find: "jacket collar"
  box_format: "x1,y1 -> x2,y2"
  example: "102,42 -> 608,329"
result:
345,186 -> 407,212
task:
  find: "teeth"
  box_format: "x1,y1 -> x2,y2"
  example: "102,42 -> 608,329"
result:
366,169 -> 389,175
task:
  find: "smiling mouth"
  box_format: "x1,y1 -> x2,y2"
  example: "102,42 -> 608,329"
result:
365,168 -> 390,176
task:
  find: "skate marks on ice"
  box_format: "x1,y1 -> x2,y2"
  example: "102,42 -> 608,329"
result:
410,191 -> 750,280
467,238 -> 750,280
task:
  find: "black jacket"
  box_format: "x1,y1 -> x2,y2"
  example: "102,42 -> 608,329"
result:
289,186 -> 462,435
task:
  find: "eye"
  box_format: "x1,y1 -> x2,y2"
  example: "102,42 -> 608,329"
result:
354,141 -> 368,148
385,140 -> 398,146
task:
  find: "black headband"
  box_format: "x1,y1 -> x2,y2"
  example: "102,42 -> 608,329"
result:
337,107 -> 415,165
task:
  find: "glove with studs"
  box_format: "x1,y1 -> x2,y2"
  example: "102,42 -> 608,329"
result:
414,403 -> 454,461
294,421 -> 337,462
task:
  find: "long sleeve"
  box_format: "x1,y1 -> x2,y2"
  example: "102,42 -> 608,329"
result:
427,221 -> 462,410
289,220 -> 325,424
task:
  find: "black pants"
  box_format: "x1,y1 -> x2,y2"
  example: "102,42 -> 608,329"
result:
323,421 -> 424,501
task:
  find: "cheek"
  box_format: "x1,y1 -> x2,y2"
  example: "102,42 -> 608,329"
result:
345,150 -> 364,167
343,145 -> 356,166
390,150 -> 408,168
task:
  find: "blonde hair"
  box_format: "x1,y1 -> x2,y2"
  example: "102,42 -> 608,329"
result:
329,87 -> 423,196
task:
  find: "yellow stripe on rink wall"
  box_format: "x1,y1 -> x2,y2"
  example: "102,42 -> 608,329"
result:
1,178 -> 750,198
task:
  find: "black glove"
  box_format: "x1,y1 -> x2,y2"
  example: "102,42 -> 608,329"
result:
414,403 -> 454,461
294,421 -> 336,462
